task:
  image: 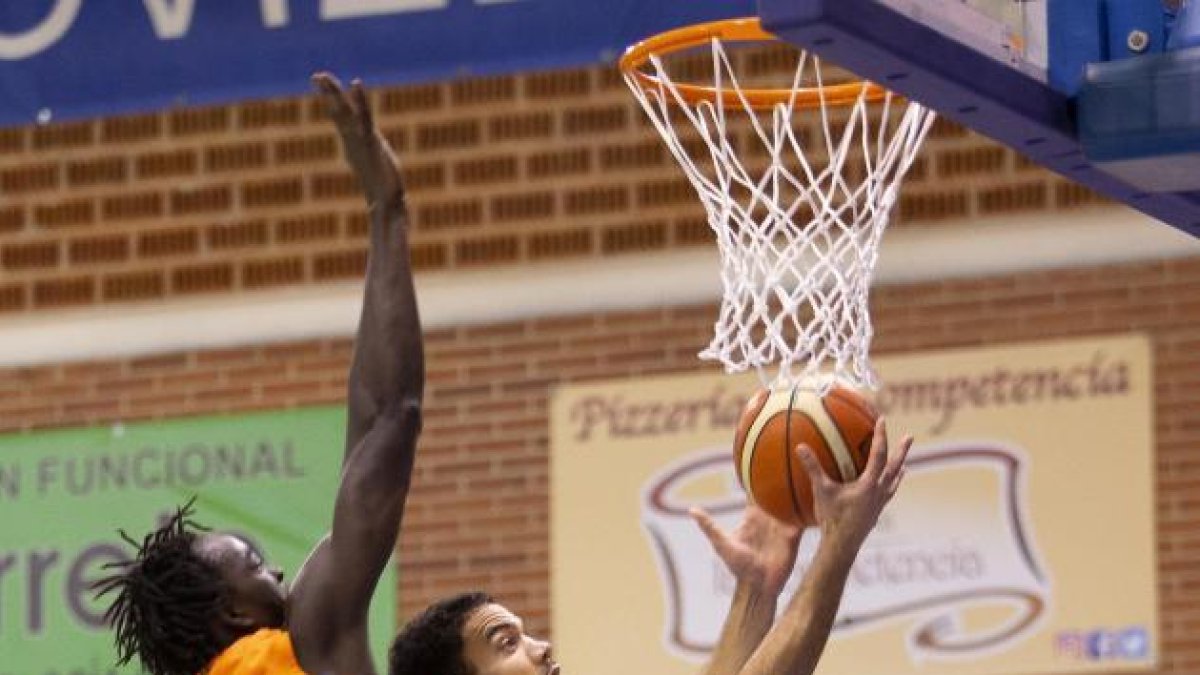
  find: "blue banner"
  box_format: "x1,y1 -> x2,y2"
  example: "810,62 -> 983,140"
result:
0,1 -> 752,128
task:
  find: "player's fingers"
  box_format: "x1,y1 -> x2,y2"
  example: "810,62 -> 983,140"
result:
862,417 -> 889,482
351,79 -> 374,132
311,71 -> 338,93
689,506 -> 726,548
886,467 -> 906,499
795,444 -> 834,491
312,72 -> 352,118
881,435 -> 913,484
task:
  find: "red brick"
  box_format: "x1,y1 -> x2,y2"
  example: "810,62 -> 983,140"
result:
96,375 -> 157,396
195,347 -> 262,366
193,385 -> 257,408
32,276 -> 93,308
128,353 -> 191,374
32,120 -> 94,149
101,115 -> 161,144
171,184 -> 232,215
2,240 -> 59,270
70,235 -> 129,264
172,263 -> 234,294
135,149 -> 198,179
61,397 -> 122,421
243,256 -> 305,289
138,227 -> 199,258
102,270 -> 164,301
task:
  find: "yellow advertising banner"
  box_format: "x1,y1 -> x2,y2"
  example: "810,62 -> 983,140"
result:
551,334 -> 1157,675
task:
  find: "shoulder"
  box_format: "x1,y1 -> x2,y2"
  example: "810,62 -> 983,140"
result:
206,629 -> 304,675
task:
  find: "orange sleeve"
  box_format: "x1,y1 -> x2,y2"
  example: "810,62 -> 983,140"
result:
205,629 -> 306,675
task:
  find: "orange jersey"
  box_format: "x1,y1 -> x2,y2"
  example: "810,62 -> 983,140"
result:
205,628 -> 305,675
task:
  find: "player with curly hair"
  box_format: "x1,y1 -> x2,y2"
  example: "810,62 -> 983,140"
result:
94,71 -> 421,675
386,423 -> 911,675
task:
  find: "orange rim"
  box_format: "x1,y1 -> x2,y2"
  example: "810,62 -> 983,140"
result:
619,17 -> 886,110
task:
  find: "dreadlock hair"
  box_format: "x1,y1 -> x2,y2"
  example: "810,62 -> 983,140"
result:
389,591 -> 494,675
92,499 -> 228,675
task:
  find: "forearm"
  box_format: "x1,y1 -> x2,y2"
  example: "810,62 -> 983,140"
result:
297,402 -> 421,628
345,191 -> 424,456
703,582 -> 776,675
736,535 -> 859,675
338,401 -> 422,541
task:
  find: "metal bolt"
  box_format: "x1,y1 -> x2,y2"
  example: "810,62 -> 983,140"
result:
1128,29 -> 1150,53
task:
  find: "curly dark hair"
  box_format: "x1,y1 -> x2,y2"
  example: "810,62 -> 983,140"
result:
92,500 -> 228,675
389,591 -> 494,675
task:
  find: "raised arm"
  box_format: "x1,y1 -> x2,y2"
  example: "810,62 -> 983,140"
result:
321,73 -> 423,460
690,504 -> 800,675
736,419 -> 911,675
286,73 -> 425,674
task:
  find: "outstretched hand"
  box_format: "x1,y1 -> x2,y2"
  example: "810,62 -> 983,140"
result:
691,503 -> 803,598
312,71 -> 403,208
796,417 -> 911,551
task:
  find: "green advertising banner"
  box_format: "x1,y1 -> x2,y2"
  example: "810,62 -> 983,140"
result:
0,406 -> 396,675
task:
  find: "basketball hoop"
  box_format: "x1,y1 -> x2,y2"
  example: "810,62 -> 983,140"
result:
621,17 -> 935,392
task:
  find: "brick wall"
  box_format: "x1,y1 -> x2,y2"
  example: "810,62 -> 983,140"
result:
0,48 -> 1114,315
1,255 -> 1198,673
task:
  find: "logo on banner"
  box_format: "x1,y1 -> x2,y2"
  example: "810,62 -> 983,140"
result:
1055,626 -> 1151,662
642,443 -> 1050,663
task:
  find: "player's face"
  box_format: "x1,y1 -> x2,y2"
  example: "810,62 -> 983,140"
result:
194,533 -> 288,629
461,603 -> 560,675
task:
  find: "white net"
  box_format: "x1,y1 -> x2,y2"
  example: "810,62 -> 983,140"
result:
625,37 -> 935,391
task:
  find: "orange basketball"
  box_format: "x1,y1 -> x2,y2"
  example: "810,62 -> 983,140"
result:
733,382 -> 878,527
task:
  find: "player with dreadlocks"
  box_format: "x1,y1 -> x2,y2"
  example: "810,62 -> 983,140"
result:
94,71 -> 422,675
96,500 -> 240,674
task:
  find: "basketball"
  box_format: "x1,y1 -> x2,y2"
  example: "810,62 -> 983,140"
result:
733,382 -> 879,527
